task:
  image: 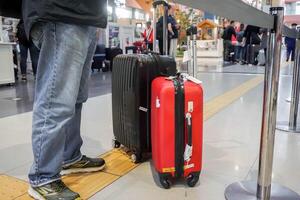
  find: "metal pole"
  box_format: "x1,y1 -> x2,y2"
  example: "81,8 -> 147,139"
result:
289,40 -> 300,127
153,5 -> 157,53
257,7 -> 283,199
192,31 -> 197,77
163,4 -> 168,55
187,33 -> 191,75
224,6 -> 300,200
0,17 -> 3,42
276,39 -> 300,132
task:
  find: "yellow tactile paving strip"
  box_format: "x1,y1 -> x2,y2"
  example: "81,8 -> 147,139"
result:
204,76 -> 264,120
0,75 -> 264,200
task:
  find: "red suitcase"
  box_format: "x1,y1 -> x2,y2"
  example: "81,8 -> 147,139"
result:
151,74 -> 203,189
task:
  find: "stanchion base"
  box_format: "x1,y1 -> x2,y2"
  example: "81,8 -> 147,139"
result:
225,181 -> 300,200
276,121 -> 300,133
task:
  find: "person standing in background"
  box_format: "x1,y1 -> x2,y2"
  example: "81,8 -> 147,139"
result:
168,5 -> 180,58
285,23 -> 297,62
142,21 -> 153,51
242,24 -> 260,65
235,23 -> 245,62
222,21 -> 236,62
16,19 -> 39,81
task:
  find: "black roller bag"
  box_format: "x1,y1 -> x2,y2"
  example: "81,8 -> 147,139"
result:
92,44 -> 106,72
112,54 -> 176,163
103,47 -> 123,72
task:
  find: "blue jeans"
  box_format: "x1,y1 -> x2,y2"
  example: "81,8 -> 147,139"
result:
28,22 -> 97,187
234,45 -> 243,61
286,46 -> 295,62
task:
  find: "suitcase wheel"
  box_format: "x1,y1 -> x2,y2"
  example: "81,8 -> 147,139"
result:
159,176 -> 171,189
131,153 -> 142,164
186,173 -> 200,187
112,139 -> 121,149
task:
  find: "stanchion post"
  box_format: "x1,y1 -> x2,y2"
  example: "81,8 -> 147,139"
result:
163,3 -> 168,55
257,7 -> 284,199
152,4 -> 157,53
288,39 -> 300,128
224,6 -> 300,200
276,38 -> 300,132
192,26 -> 197,77
186,28 -> 191,75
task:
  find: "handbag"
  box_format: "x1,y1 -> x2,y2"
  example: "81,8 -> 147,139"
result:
0,0 -> 22,19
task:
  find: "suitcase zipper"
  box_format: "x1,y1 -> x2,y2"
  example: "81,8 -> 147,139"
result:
173,77 -> 185,178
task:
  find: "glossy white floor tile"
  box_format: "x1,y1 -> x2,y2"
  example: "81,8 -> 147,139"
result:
1,62 -> 300,200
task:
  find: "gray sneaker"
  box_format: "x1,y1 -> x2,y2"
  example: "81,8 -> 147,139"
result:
28,180 -> 81,200
61,155 -> 106,175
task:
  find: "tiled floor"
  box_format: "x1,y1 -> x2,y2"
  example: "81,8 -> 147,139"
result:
0,60 -> 299,200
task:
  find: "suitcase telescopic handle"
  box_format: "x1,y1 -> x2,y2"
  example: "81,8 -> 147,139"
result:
186,113 -> 192,146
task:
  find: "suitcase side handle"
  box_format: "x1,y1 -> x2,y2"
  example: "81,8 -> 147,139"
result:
184,113 -> 193,162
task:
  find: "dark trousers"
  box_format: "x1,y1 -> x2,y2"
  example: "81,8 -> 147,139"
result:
234,46 -> 243,61
20,43 -> 40,76
159,39 -> 171,55
286,46 -> 295,61
147,43 -> 153,51
223,40 -> 232,61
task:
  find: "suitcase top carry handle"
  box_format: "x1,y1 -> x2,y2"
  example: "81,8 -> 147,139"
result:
153,0 -> 169,8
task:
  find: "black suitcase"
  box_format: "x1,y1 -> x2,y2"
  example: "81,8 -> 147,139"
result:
246,44 -> 260,65
104,47 -> 123,72
92,44 -> 106,72
112,54 -> 177,163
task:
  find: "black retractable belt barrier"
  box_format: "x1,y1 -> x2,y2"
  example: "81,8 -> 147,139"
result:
174,0 -> 274,28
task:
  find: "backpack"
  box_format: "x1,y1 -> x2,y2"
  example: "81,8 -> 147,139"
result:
250,32 -> 261,45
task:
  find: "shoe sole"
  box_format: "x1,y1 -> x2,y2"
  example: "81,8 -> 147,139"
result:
61,164 -> 105,176
28,187 -> 46,200
28,187 -> 82,200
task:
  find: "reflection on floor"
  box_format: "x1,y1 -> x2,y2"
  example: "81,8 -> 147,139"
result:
0,61 -> 299,200
0,72 -> 111,118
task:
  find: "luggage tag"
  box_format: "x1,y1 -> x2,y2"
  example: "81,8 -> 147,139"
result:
178,73 -> 202,85
186,76 -> 202,85
184,144 -> 193,162
184,113 -> 193,162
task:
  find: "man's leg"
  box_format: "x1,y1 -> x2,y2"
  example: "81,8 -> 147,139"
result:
286,46 -> 291,62
291,47 -> 295,62
159,39 -> 163,55
20,44 -> 28,79
29,22 -> 97,187
172,39 -> 178,58
62,35 -> 97,165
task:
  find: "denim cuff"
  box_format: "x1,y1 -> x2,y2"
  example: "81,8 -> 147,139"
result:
30,175 -> 61,187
